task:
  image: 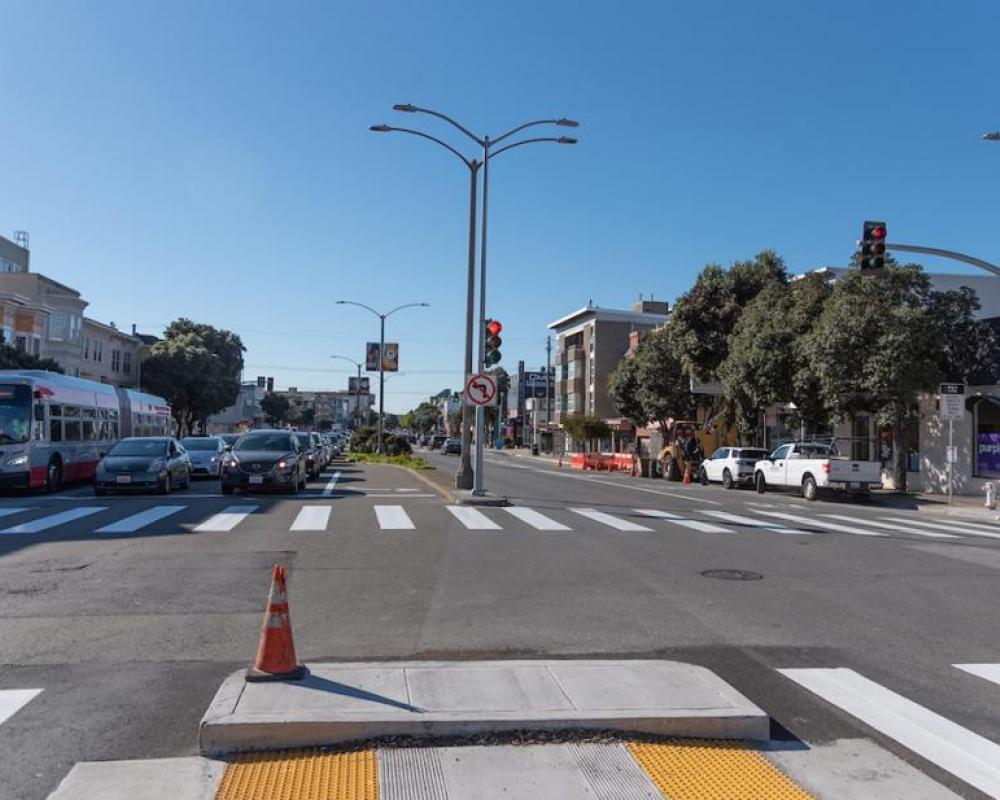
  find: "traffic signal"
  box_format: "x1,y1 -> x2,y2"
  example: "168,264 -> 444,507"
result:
485,319 -> 502,366
860,220 -> 887,270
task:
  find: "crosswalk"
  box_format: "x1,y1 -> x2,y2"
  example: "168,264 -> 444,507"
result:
0,499 -> 997,542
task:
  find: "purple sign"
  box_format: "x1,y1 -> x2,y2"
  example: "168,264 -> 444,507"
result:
977,433 -> 1000,477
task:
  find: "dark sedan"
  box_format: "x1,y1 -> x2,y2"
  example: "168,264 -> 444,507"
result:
295,432 -> 323,480
221,430 -> 306,495
95,437 -> 191,495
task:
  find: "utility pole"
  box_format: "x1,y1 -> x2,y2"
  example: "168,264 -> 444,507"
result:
544,336 -> 552,452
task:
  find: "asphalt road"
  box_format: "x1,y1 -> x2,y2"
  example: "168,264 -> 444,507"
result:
1,450 -> 998,799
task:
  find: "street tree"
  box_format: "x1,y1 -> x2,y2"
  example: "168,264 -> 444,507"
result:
562,413 -> 610,452
0,334 -> 63,373
607,355 -> 648,430
261,392 -> 290,426
141,319 -> 245,436
633,328 -> 696,431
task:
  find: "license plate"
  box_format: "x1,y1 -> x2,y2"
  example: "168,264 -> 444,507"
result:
116,475 -> 132,484
249,475 -> 264,485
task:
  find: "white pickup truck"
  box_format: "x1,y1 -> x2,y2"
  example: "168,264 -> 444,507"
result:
752,441 -> 882,501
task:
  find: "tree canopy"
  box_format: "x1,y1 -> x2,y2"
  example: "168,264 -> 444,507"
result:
261,392 -> 290,426
562,413 -> 610,451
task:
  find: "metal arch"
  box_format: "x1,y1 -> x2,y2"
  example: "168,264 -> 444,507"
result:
886,243 -> 1000,278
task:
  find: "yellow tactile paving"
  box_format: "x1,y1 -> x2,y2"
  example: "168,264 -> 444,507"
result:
215,748 -> 378,800
627,739 -> 815,800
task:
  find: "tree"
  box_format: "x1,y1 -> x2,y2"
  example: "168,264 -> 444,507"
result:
633,328 -> 696,430
0,334 -> 63,373
298,407 -> 316,427
667,251 -> 788,383
801,264 -> 973,489
261,393 -> 290,426
607,355 -> 647,429
562,413 -> 611,452
141,319 -> 245,436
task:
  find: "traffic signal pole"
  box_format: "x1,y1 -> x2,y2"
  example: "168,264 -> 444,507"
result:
473,136 -> 490,497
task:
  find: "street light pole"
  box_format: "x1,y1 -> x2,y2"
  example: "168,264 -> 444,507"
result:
329,355 -> 364,429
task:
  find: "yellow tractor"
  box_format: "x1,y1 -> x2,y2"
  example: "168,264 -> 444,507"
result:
657,420 -> 707,482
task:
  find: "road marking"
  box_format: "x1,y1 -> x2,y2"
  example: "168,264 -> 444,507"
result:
779,667 -> 1000,798
397,488 -> 420,492
503,507 -> 571,531
634,508 -> 735,533
516,467 -> 722,504
96,506 -> 186,533
879,516 -> 1000,540
954,663 -> 1000,687
754,510 -> 886,537
194,505 -> 257,532
0,507 -> 32,519
821,514 -> 959,539
701,510 -> 813,535
322,471 -> 341,497
374,505 -> 415,530
290,506 -> 331,531
570,508 -> 653,532
446,506 -> 502,530
357,492 -> 435,498
0,688 -> 43,726
2,506 -> 107,534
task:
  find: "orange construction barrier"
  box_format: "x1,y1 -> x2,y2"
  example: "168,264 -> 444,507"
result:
247,564 -> 306,681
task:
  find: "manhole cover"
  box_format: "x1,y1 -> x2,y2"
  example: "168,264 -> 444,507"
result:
701,569 -> 763,581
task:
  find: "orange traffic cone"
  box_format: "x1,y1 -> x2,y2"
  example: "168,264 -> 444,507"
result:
246,564 -> 306,681
683,466 -> 692,485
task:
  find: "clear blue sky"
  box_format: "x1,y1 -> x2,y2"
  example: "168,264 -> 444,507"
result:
2,1 -> 998,412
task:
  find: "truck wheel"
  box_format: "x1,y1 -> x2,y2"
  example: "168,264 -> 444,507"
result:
698,467 -> 708,485
755,472 -> 766,494
722,469 -> 734,490
665,458 -> 681,482
802,474 -> 818,501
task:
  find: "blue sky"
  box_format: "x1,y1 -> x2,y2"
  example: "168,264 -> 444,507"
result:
2,1 -> 998,412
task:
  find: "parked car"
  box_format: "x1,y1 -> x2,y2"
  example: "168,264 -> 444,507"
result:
442,437 -> 462,455
180,436 -> 226,478
295,432 -> 323,480
221,429 -> 306,495
430,434 -> 448,450
698,447 -> 769,489
752,441 -> 883,501
95,437 -> 191,495
218,433 -> 241,449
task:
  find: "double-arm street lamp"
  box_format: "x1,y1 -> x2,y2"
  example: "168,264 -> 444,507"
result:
335,300 -> 429,454
371,104 -> 578,495
330,354 -> 364,429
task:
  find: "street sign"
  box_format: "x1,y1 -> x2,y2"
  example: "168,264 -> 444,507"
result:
940,383 -> 965,419
464,373 -> 498,407
946,445 -> 958,464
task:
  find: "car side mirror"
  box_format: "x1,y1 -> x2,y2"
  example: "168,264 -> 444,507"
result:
33,405 -> 44,422
224,445 -> 232,452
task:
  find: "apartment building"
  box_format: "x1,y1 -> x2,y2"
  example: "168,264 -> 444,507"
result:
79,319 -> 147,387
548,300 -> 668,433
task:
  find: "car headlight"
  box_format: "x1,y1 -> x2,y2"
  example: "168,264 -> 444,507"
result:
4,453 -> 29,467
223,457 -> 239,469
209,456 -> 218,463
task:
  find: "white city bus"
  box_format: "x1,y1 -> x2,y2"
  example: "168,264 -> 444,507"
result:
0,370 -> 173,491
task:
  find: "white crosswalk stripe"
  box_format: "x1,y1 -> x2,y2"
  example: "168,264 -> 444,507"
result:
2,506 -> 107,534
0,688 -> 43,727
821,514 -> 958,539
290,506 -> 331,531
446,506 -> 502,531
96,506 -> 186,534
701,510 -> 813,535
954,663 -> 1000,688
322,471 -> 341,497
780,667 -> 1000,798
880,516 -> 1000,540
0,507 -> 32,520
375,505 -> 415,530
634,509 -> 734,533
502,507 -> 571,531
194,505 -> 256,532
754,510 -> 886,537
569,508 -> 652,532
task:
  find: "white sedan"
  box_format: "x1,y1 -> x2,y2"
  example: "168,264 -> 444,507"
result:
699,446 -> 769,489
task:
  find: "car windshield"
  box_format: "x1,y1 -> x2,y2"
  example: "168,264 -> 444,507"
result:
0,384 -> 32,444
109,439 -> 168,457
296,434 -> 312,448
235,433 -> 293,452
181,439 -> 219,451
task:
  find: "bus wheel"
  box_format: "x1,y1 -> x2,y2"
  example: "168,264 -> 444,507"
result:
46,458 -> 63,493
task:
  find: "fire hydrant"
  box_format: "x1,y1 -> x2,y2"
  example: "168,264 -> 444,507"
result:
985,482 -> 996,511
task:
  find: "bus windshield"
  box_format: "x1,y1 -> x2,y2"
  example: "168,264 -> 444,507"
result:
0,385 -> 32,444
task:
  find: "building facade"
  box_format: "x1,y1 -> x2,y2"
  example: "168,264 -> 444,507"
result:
281,387 -> 374,428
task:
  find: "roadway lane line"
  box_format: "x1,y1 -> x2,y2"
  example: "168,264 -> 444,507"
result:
194,505 -> 257,532
322,471 -> 341,497
2,506 -> 107,534
96,506 -> 186,533
507,466 -> 723,504
502,507 -> 571,531
821,514 -> 959,539
879,516 -> 1000,540
374,505 -> 415,530
701,510 -> 813,535
754,510 -> 887,537
634,508 -> 735,533
0,688 -> 42,726
954,664 -> 1000,687
570,508 -> 653,532
0,507 -> 32,519
779,667 -> 1000,798
290,506 -> 331,531
446,506 -> 502,531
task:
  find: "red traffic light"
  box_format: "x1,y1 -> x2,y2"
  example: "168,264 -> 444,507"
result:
871,226 -> 886,240
486,320 -> 502,336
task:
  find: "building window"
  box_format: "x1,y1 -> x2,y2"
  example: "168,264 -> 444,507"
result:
123,351 -> 132,375
851,415 -> 871,461
94,340 -> 103,363
975,398 -> 1000,479
14,334 -> 27,353
111,349 -> 121,372
84,337 -> 90,360
32,336 -> 40,356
